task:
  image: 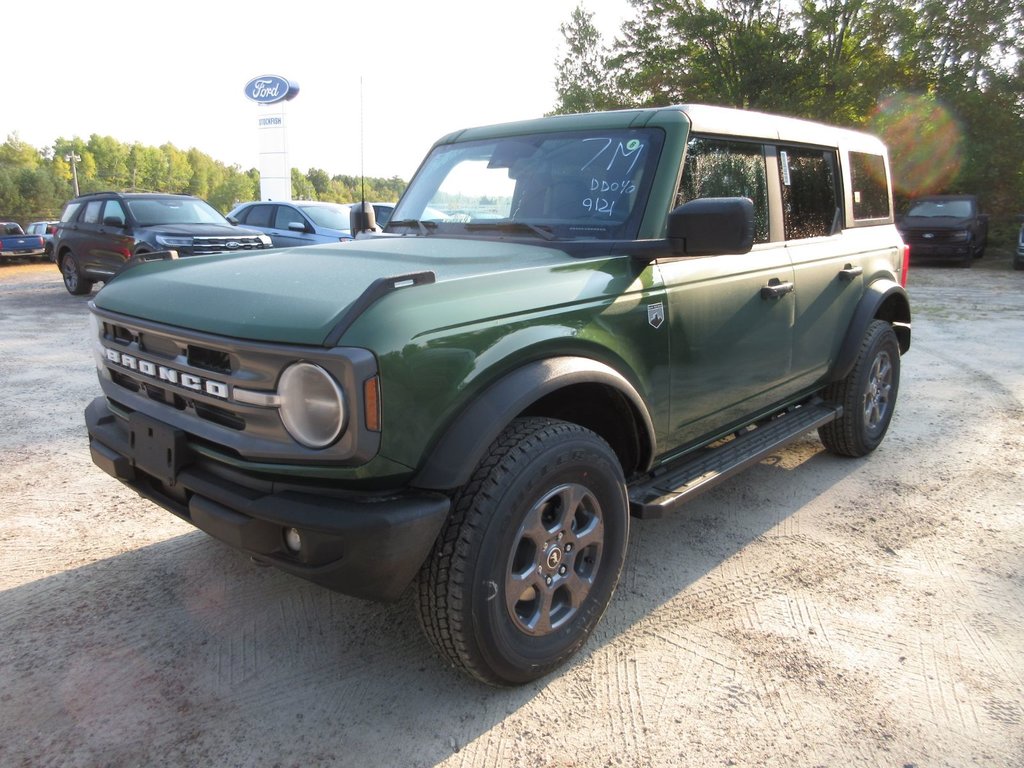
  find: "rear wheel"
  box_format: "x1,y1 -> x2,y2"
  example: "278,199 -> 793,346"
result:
60,252 -> 94,296
416,417 -> 629,686
819,320 -> 901,457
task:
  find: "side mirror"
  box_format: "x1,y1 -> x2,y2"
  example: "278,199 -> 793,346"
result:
350,202 -> 378,235
287,221 -> 307,233
667,197 -> 755,256
103,216 -> 125,228
227,216 -> 239,225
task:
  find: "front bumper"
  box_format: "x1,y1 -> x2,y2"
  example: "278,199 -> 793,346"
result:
86,397 -> 449,601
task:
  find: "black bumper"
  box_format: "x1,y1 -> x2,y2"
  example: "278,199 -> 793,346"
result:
85,398 -> 450,601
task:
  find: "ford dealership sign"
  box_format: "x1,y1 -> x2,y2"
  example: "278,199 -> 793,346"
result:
244,75 -> 299,104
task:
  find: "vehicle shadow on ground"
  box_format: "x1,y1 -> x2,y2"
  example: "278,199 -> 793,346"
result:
0,436 -> 866,767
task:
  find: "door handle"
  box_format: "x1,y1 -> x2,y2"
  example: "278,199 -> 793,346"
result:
760,280 -> 794,300
838,265 -> 863,281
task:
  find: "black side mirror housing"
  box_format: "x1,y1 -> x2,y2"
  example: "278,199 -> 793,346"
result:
667,197 -> 755,256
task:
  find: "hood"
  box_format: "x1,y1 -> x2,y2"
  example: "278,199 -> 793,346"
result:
92,236 -> 579,345
143,222 -> 264,237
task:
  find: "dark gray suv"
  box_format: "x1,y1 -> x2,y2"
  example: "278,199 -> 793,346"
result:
52,192 -> 273,295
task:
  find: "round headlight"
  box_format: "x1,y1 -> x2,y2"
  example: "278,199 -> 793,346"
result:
278,363 -> 346,449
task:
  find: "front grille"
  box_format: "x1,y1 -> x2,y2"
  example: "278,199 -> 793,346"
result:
190,236 -> 269,255
91,309 -> 380,465
902,231 -> 965,245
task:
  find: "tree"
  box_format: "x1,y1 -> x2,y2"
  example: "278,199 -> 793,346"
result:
550,5 -> 622,115
612,0 -> 805,111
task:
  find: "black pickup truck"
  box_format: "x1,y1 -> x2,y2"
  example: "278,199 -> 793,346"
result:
897,194 -> 988,267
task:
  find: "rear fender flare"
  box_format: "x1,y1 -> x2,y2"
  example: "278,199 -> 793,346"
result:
832,280 -> 911,382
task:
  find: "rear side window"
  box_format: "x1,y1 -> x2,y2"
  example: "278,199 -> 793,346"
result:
849,151 -> 890,221
678,137 -> 769,243
81,200 -> 104,225
778,147 -> 840,239
242,204 -> 273,228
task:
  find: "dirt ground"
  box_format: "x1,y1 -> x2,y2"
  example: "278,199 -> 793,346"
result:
0,255 -> 1021,768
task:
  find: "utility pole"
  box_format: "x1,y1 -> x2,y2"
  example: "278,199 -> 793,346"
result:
64,153 -> 81,197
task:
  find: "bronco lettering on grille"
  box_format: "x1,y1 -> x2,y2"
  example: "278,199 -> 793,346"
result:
104,347 -> 229,399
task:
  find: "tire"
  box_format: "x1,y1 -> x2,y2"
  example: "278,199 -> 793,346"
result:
416,417 -> 629,686
819,320 -> 901,457
60,252 -> 94,296
1013,256 -> 1024,272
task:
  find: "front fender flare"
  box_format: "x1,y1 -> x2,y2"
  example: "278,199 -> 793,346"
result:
413,357 -> 656,491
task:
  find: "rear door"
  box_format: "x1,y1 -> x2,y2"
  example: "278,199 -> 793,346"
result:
782,146 -> 878,390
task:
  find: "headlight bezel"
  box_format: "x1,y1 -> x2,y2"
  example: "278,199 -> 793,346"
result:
277,362 -> 347,449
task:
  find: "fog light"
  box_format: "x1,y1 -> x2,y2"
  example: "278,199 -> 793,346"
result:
284,527 -> 302,553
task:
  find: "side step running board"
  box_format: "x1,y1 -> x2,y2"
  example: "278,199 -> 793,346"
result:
628,402 -> 841,519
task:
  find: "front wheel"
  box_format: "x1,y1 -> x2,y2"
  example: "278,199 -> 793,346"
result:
819,320 -> 901,457
417,417 -> 629,686
60,252 -> 94,296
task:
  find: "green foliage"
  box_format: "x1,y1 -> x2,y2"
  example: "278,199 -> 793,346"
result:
0,133 -> 409,222
549,6 -> 625,115
553,0 -> 1024,215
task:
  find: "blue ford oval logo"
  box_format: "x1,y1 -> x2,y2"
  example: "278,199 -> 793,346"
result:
244,75 -> 300,104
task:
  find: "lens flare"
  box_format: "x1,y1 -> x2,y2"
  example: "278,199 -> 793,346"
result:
870,93 -> 964,197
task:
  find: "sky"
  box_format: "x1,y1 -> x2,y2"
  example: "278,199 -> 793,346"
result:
4,0 -> 633,181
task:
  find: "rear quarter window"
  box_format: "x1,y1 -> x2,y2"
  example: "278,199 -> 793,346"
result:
60,202 -> 82,223
849,151 -> 891,221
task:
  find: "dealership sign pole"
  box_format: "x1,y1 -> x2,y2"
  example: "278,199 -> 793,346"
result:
244,75 -> 300,202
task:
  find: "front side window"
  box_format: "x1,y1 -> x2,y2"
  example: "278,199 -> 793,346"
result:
274,206 -> 306,230
102,200 -> 126,226
779,147 -> 841,240
677,137 -> 769,243
387,128 -> 665,241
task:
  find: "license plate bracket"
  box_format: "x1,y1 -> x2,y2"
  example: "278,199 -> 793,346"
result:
128,412 -> 192,486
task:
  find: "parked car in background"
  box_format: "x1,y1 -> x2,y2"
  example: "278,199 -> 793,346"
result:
229,201 -> 355,248
52,192 -> 273,295
26,220 -> 60,259
896,194 -> 988,267
0,222 -> 46,260
229,200 -> 399,246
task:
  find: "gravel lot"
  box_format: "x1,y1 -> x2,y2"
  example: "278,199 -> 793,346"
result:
1,256 -> 1021,767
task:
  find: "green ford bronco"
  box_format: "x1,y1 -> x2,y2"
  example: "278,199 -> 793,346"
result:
85,105 -> 910,685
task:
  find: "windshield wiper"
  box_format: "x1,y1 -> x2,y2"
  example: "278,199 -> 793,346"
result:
463,221 -> 557,241
387,219 -> 437,236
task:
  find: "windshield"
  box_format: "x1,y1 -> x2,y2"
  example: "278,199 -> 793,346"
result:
387,128 -> 664,241
299,204 -> 352,231
906,199 -> 974,218
127,198 -> 228,227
